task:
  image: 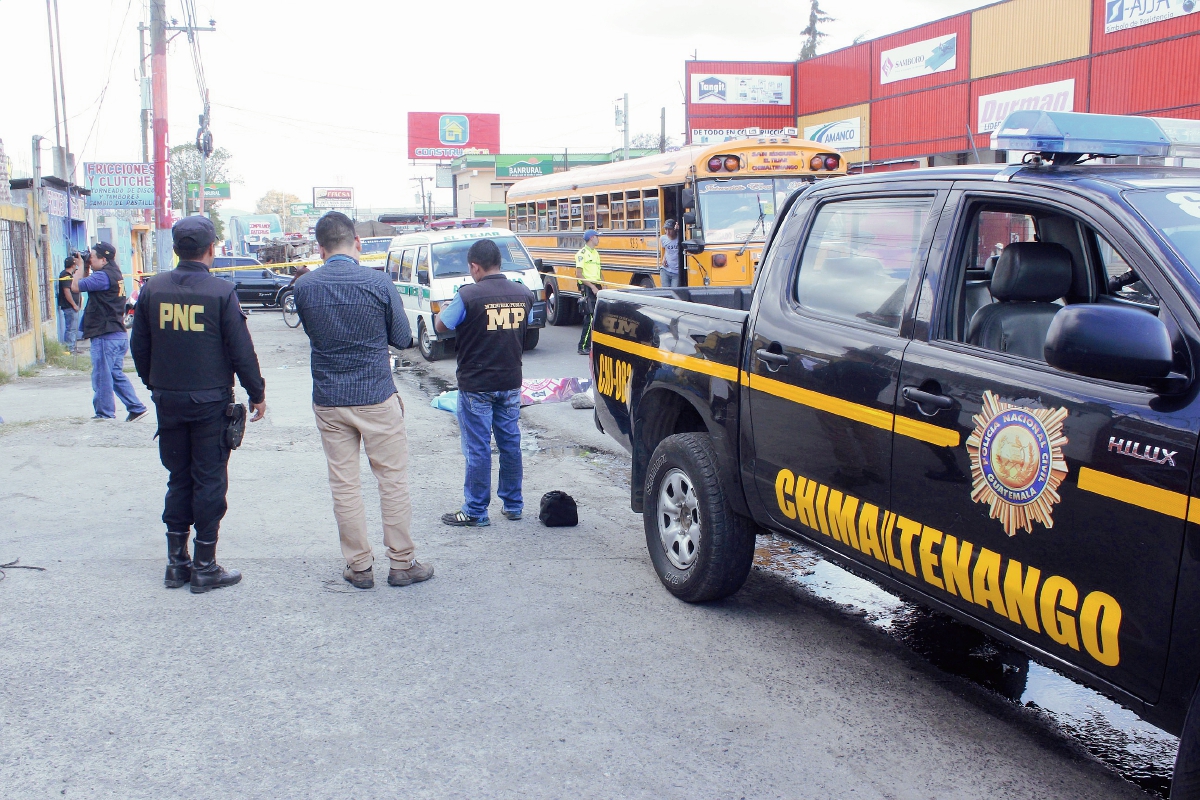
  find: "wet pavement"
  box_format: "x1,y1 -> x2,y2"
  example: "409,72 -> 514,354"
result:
753,533 -> 1179,797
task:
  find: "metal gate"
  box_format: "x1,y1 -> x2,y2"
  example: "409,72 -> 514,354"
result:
2,218 -> 31,338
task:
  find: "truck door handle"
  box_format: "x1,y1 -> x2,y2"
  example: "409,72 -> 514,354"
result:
902,386 -> 953,410
755,349 -> 789,365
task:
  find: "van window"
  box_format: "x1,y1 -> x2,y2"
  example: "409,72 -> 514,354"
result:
415,247 -> 430,284
399,249 -> 415,282
431,238 -> 535,277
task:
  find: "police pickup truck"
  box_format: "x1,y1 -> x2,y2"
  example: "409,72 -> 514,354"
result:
590,111 -> 1200,795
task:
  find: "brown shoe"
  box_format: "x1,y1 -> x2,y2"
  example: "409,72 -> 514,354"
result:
343,566 -> 374,589
388,560 -> 434,586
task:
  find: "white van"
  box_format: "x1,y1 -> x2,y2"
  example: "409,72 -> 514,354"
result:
385,228 -> 547,361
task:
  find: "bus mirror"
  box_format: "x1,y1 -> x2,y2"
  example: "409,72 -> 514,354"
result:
682,211 -> 696,226
534,258 -> 543,269
682,189 -> 695,210
684,235 -> 705,255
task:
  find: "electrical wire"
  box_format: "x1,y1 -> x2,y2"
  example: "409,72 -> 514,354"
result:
77,0 -> 137,166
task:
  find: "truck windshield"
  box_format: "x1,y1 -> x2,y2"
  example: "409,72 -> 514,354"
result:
431,237 -> 535,277
1126,189 -> 1200,275
698,179 -> 810,243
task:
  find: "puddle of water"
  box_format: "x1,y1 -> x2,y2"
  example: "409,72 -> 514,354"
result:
395,365 -> 456,397
753,532 -> 1177,797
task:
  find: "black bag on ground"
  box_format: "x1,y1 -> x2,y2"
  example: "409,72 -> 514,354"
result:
539,491 -> 578,527
223,402 -> 247,450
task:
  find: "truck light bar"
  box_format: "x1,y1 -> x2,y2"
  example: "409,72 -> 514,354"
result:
991,111 -> 1200,159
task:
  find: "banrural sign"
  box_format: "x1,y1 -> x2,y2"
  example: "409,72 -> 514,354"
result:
186,181 -> 231,199
977,79 -> 1076,134
803,118 -> 862,151
1105,0 -> 1198,33
83,162 -> 154,209
879,33 -> 957,85
689,74 -> 791,105
496,155 -> 553,178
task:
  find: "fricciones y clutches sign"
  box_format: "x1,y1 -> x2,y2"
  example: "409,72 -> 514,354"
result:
83,162 -> 154,209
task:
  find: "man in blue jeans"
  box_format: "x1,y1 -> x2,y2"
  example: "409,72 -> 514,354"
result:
68,242 -> 148,421
435,238 -> 534,526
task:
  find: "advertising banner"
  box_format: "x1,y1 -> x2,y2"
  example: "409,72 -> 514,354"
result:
691,127 -> 798,145
247,221 -> 272,238
186,181 -> 231,199
495,155 -> 554,178
977,79 -> 1075,134
803,117 -> 862,150
408,112 -> 501,160
314,187 -> 354,209
290,203 -> 318,217
83,162 -> 154,209
880,33 -> 957,85
45,188 -> 68,217
435,164 -> 453,189
689,74 -> 791,105
1105,0 -> 1199,33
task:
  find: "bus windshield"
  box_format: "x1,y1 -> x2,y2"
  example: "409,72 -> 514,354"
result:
431,237 -> 535,278
359,238 -> 392,254
698,178 -> 812,243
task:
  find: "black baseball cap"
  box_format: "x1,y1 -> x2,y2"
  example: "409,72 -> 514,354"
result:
172,214 -> 216,251
91,241 -> 116,260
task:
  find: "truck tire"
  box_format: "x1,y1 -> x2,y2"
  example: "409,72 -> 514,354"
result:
545,280 -> 574,326
1173,683 -> 1200,798
417,320 -> 443,362
643,433 -> 756,602
523,327 -> 540,351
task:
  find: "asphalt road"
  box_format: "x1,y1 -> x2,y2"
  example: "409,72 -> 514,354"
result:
0,312 -> 1158,799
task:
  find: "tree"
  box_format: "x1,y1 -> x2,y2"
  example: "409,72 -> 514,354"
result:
631,132 -> 678,151
169,144 -> 233,213
256,190 -> 306,233
799,0 -> 834,61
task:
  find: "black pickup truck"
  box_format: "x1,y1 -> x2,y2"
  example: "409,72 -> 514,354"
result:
590,111 -> 1200,795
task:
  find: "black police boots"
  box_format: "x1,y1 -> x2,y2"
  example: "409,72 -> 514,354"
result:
190,535 -> 242,594
164,531 -> 192,589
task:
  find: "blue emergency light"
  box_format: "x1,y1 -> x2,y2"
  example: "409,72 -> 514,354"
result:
991,110 -> 1200,160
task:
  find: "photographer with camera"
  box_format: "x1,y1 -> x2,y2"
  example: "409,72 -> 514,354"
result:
130,216 -> 266,593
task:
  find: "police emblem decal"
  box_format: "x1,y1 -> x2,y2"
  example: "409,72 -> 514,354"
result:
966,391 -> 1069,537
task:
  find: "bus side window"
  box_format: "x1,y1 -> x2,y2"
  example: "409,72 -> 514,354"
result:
643,189 -> 660,231
537,200 -> 548,232
626,190 -> 643,230
596,194 -> 611,228
612,196 -> 626,230
570,197 -> 583,231
557,199 -> 569,231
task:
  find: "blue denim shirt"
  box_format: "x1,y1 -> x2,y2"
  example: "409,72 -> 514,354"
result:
292,254 -> 413,407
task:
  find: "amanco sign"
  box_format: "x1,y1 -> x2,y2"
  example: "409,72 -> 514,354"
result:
977,79 -> 1075,134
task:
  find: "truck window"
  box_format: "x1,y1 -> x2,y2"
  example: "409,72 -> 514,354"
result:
794,197 -> 932,330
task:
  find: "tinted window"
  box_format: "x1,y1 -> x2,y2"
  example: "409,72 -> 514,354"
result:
794,197 -> 932,329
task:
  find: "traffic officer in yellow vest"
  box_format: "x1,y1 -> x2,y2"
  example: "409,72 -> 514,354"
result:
575,229 -> 603,355
130,215 -> 266,593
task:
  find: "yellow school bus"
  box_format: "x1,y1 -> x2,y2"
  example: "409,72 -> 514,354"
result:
505,136 -> 845,325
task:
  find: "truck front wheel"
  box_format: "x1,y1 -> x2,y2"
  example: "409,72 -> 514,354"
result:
643,433 -> 755,602
1172,681 -> 1200,798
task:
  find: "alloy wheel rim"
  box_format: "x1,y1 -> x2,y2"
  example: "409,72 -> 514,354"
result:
658,468 -> 700,570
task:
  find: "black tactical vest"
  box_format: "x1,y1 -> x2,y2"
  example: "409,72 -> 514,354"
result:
138,262 -> 238,392
80,262 -> 128,339
454,273 -> 534,393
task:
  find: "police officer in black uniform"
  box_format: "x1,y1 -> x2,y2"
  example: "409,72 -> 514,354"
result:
130,216 -> 266,593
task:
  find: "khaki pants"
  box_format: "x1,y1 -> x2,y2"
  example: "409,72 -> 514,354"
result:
313,394 -> 414,571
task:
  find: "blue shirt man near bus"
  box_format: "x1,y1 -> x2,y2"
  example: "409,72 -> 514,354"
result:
436,238 -> 535,527
69,242 -> 148,421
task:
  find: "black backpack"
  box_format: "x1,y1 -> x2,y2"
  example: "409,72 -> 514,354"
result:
539,491 -> 578,527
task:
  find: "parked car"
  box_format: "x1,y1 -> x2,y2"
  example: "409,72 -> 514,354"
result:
589,111 -> 1200,796
212,256 -> 293,307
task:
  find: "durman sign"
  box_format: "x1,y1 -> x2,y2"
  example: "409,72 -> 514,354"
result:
977,79 -> 1075,134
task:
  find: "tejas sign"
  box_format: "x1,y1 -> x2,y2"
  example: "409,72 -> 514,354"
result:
408,112 -> 501,160
83,162 -> 155,209
1105,0 -> 1198,33
879,33 -> 957,85
313,187 -> 354,209
689,74 -> 791,105
803,118 -> 862,151
977,79 -> 1075,134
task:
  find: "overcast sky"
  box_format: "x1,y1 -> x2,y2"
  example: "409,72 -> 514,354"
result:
2,0 -> 991,214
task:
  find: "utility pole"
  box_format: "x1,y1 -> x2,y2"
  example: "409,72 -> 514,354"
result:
411,176 -> 429,226
623,93 -> 630,162
44,1 -> 62,151
150,0 -> 170,271
53,0 -> 71,180
138,22 -> 150,163
660,107 -> 666,153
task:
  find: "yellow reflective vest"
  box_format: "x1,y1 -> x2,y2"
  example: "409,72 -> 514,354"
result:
575,245 -> 602,288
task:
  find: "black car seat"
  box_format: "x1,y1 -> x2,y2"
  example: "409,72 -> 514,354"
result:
967,242 -> 1073,360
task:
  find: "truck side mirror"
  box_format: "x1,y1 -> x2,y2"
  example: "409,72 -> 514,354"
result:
534,257 -> 543,269
682,188 -> 695,210
1044,304 -> 1179,390
682,211 -> 696,226
684,234 -> 705,255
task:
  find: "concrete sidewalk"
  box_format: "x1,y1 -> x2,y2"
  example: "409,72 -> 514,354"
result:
0,314 -> 1151,799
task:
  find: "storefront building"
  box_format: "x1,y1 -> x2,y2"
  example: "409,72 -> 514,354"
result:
686,0 -> 1200,169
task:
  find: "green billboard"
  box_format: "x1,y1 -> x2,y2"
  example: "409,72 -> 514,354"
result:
495,155 -> 554,178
